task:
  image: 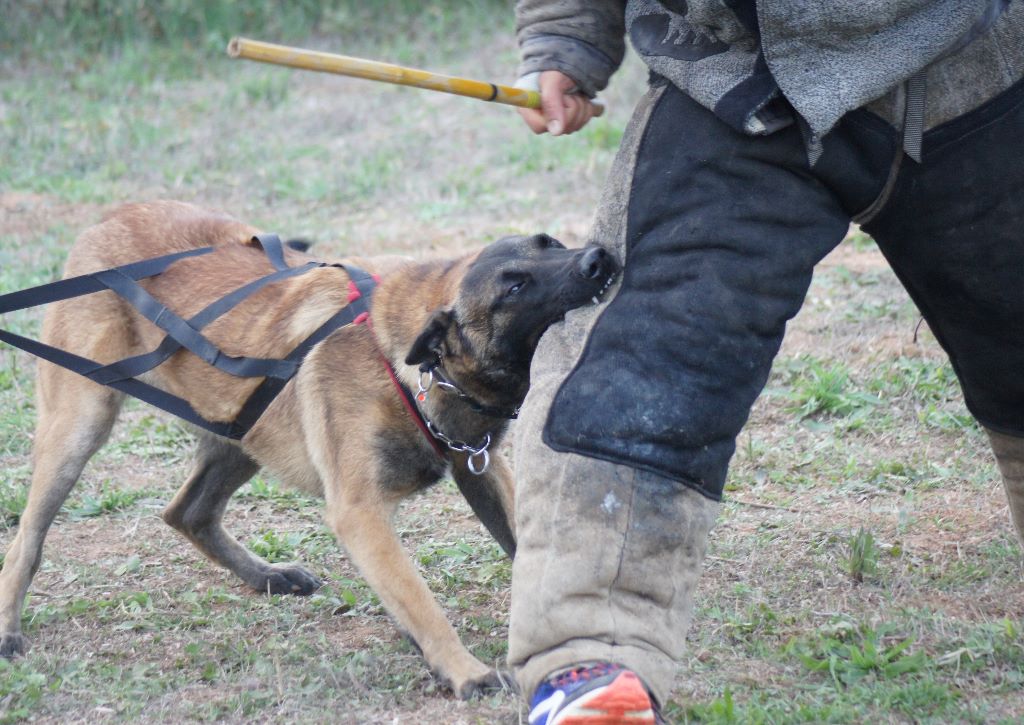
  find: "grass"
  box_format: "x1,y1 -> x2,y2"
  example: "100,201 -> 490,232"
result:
1,4 -> 1023,724
845,527 -> 879,583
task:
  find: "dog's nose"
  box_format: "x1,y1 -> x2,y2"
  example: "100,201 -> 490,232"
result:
577,246 -> 611,279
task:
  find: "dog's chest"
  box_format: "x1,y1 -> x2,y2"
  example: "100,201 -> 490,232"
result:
372,427 -> 448,493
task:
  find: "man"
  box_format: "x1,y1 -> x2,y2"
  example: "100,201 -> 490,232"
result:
508,2 -> 1024,723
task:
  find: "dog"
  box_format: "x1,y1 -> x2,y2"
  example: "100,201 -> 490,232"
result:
0,200 -> 618,698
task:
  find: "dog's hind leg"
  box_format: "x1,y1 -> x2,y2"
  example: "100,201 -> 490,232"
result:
162,434 -> 322,595
0,370 -> 123,657
324,487 -> 504,700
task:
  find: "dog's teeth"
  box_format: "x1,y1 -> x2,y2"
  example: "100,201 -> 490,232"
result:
591,296 -> 600,305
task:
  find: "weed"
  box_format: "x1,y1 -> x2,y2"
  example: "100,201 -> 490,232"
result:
104,410 -> 192,463
779,357 -> 880,423
66,482 -> 149,520
683,687 -> 737,723
918,403 -> 976,432
0,468 -> 30,527
846,527 -> 879,583
246,530 -> 306,563
239,475 -> 314,510
24,591 -> 155,631
936,619 -> 1024,678
0,659 -> 52,724
846,230 -> 876,251
792,623 -> 926,688
417,538 -> 509,594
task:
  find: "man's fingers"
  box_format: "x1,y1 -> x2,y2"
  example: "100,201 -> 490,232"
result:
539,90 -> 567,136
519,96 -> 594,136
517,71 -> 598,136
562,95 -> 596,135
539,71 -> 580,136
517,107 -> 549,134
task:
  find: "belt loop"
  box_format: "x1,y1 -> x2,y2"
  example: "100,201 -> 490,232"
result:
902,70 -> 927,163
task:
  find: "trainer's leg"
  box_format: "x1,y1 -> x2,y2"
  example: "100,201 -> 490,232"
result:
863,79 -> 1024,440
862,77 -> 1024,550
987,430 -> 1024,546
510,82 -> 853,704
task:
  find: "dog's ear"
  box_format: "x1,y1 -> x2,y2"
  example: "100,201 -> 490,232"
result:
405,308 -> 454,366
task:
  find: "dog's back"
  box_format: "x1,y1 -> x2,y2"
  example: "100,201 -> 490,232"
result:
39,202 -> 375,425
64,200 -> 257,276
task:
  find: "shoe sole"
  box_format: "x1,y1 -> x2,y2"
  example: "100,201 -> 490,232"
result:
553,671 -> 656,725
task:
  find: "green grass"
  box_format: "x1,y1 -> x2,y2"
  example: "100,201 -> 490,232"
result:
778,357 -> 881,422
65,482 -> 151,520
1,1 -> 511,64
844,527 -> 880,583
0,467 -> 30,528
677,614 -> 1021,724
792,623 -> 926,688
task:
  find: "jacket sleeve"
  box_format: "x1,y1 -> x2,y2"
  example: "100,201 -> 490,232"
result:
515,0 -> 627,96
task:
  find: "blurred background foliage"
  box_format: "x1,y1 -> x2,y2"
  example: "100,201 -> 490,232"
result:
0,0 -> 510,67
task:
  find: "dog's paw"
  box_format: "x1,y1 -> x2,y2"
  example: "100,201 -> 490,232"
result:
0,632 -> 27,658
454,668 -> 514,700
256,563 -> 322,596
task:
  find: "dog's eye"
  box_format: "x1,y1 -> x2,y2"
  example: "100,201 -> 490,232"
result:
506,281 -> 525,297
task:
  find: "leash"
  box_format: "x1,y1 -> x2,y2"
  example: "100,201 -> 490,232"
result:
0,234 -> 375,440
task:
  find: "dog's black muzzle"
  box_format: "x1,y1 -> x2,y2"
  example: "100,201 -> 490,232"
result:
576,245 -> 614,280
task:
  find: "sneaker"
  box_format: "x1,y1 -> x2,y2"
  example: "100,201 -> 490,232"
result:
528,662 -> 658,724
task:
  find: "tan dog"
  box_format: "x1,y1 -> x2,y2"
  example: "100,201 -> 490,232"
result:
0,201 -> 618,698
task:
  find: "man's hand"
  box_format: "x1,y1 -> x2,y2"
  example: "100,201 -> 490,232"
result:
518,70 -> 600,136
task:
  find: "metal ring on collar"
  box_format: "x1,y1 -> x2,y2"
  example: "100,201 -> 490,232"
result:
468,447 -> 490,476
417,369 -> 434,399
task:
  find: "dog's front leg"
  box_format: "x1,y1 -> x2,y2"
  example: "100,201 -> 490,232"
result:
325,490 -> 505,699
451,452 -> 516,558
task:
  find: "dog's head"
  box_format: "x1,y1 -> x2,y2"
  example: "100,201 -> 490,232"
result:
404,233 -> 619,408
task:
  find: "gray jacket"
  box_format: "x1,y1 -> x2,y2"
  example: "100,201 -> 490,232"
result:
516,0 -> 1023,143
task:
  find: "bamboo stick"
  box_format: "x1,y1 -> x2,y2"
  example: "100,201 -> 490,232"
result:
227,37 -> 602,116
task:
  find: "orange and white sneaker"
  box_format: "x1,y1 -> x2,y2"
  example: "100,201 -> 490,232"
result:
528,663 -> 660,725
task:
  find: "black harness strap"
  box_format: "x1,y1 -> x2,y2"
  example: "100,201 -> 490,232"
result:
0,234 -> 377,440
0,246 -> 213,313
88,260 -> 320,385
229,265 -> 377,437
258,233 -> 291,272
0,321 -> 238,438
92,267 -> 299,380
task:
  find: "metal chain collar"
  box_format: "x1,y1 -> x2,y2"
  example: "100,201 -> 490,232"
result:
417,366 -> 520,419
424,420 -> 491,475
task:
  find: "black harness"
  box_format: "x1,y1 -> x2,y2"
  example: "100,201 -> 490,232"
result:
0,234 -> 377,440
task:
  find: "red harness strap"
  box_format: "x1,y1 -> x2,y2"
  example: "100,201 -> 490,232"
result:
353,310 -> 447,460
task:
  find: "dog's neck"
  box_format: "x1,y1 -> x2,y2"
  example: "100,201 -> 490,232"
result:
368,255 -> 513,443
368,255 -> 466,371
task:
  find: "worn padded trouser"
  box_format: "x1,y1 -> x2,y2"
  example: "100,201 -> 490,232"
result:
509,74 -> 1024,704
